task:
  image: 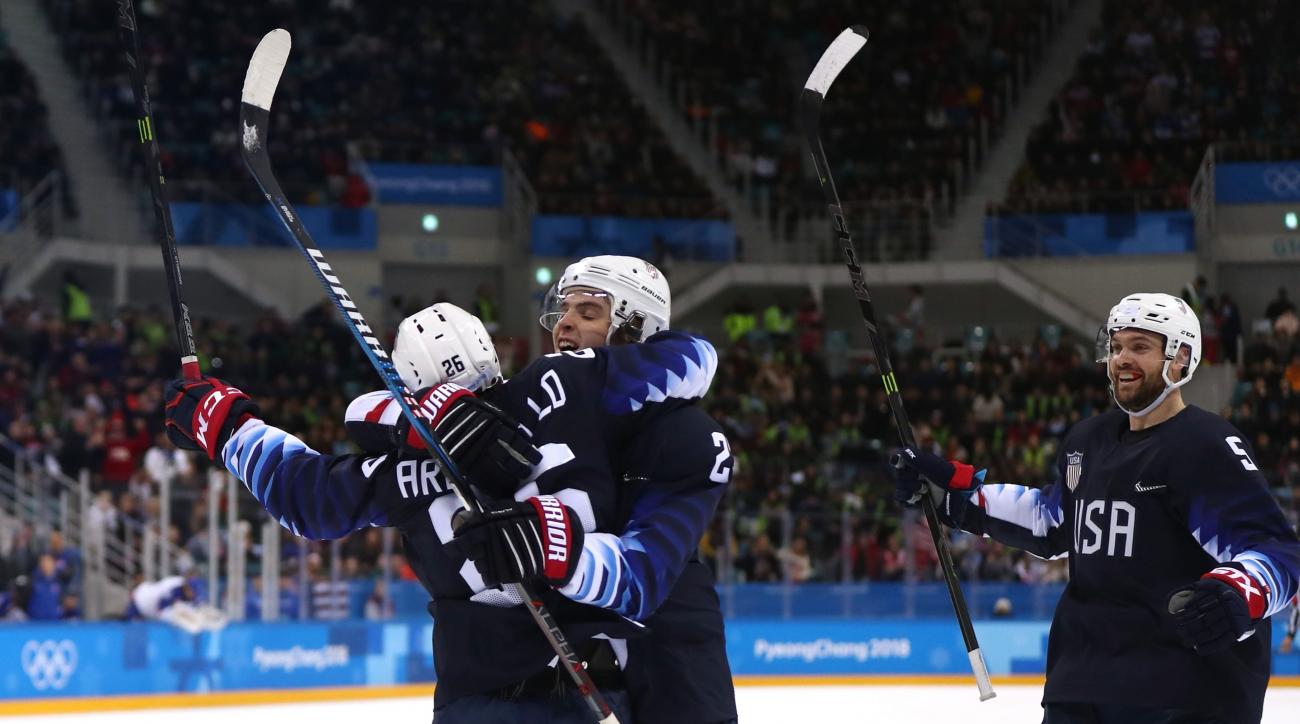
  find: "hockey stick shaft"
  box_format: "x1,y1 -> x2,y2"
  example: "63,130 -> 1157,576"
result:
238,30 -> 618,724
799,26 -> 995,702
115,0 -> 199,380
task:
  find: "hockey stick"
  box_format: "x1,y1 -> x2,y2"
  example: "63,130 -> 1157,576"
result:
115,0 -> 199,380
238,30 -> 619,724
799,26 -> 995,701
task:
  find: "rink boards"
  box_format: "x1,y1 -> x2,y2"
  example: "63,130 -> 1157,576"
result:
4,618 -> 1299,705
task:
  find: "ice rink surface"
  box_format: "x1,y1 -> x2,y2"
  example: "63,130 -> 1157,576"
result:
6,684 -> 1300,724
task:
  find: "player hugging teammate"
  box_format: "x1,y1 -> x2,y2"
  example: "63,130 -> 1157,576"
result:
895,292 -> 1300,724
164,255 -> 736,724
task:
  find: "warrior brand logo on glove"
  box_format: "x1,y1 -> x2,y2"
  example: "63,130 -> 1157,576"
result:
450,494 -> 584,587
417,383 -> 472,424
532,495 -> 572,577
407,383 -> 475,449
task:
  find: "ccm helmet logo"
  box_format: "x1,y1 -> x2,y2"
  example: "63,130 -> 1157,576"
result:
21,640 -> 77,691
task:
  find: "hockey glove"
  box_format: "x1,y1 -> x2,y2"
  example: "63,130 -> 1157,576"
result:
449,496 -> 584,588
164,377 -> 261,461
350,384 -> 541,499
1169,564 -> 1269,655
890,446 -> 985,527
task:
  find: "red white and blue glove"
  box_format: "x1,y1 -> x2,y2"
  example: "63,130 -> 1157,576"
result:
890,446 -> 986,526
1169,564 -> 1270,655
367,383 -> 540,499
449,495 -> 584,588
164,377 -> 261,461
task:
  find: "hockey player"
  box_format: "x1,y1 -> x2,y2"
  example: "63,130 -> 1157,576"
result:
494,256 -> 737,724
163,268 -> 731,722
893,292 -> 1300,724
125,575 -> 226,633
348,256 -> 737,723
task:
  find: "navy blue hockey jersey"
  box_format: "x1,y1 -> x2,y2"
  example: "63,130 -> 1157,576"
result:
220,331 -> 734,713
955,406 -> 1300,724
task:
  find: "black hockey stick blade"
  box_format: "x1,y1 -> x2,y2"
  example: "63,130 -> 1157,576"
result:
237,30 -> 620,724
799,25 -> 996,702
116,0 -> 200,380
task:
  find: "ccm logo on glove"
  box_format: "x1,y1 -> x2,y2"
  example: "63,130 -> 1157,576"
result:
165,377 -> 260,461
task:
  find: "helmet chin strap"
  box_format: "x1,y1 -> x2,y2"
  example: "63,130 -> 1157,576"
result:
1111,359 -> 1185,418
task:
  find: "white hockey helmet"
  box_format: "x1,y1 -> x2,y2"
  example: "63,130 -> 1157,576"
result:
392,303 -> 502,392
538,255 -> 671,344
1095,292 -> 1201,417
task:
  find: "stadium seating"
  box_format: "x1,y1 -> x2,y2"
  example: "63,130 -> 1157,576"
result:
602,0 -> 1069,253
997,0 -> 1300,214
0,9 -> 68,208
41,0 -> 720,217
4,282 -> 1296,621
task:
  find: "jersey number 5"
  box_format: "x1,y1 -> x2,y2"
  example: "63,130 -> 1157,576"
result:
1225,436 -> 1258,471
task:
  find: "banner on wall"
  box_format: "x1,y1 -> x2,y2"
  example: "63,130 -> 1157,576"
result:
1,621 -> 435,699
168,202 -> 376,249
531,215 -> 735,261
3,618 -> 1294,700
985,211 -> 1193,257
367,163 -> 502,206
1215,162 -> 1300,204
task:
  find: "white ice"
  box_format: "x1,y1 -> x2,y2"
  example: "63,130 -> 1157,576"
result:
7,684 -> 1300,723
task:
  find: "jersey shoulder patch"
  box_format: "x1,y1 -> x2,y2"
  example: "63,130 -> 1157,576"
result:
601,332 -> 718,414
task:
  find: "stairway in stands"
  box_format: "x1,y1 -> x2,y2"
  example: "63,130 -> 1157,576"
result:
0,0 -> 147,248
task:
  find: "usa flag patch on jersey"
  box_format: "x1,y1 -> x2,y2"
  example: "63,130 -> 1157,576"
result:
1066,451 -> 1084,491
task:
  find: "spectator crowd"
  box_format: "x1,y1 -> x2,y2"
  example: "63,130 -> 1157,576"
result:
608,0 -> 1069,253
42,0 -> 720,219
998,0 -> 1300,214
0,9 -> 69,210
2,279 -> 1298,620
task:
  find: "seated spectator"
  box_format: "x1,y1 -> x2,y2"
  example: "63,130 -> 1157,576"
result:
998,1 -> 1300,217
43,0 -> 718,220
737,533 -> 781,583
27,554 -> 66,621
46,530 -> 81,591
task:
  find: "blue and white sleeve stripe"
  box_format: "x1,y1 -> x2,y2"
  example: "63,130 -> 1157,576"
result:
967,482 -> 1070,560
558,480 -> 724,620
1185,453 -> 1300,621
221,420 -> 391,540
978,483 -> 1066,536
601,332 -> 719,414
1236,551 -> 1298,619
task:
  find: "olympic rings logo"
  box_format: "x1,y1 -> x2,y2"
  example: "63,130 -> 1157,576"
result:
1262,166 -> 1300,197
20,640 -> 78,691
